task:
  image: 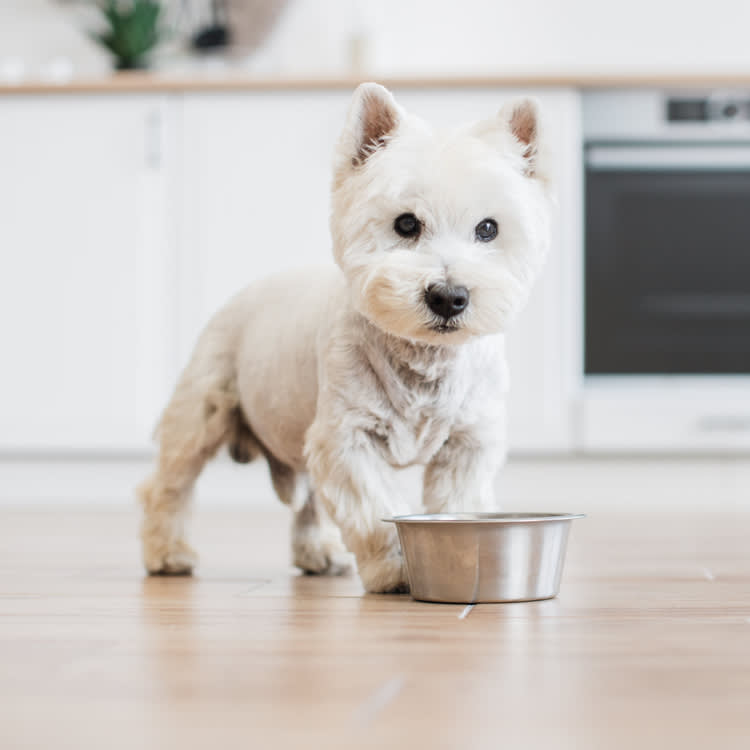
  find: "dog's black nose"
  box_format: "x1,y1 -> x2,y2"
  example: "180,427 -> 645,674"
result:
425,284 -> 470,319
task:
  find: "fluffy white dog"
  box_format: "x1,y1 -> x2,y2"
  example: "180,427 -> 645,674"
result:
139,83 -> 553,593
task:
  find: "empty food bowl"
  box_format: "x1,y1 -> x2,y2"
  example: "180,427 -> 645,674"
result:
385,513 -> 584,603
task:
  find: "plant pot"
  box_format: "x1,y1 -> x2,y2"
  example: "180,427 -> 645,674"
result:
115,59 -> 148,71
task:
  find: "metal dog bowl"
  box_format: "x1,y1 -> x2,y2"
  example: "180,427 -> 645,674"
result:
385,513 -> 584,603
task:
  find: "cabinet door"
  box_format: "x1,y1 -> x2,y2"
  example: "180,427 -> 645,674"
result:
180,91 -> 350,359
0,94 -> 175,452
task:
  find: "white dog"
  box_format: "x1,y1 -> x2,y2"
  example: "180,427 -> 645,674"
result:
139,83 -> 553,593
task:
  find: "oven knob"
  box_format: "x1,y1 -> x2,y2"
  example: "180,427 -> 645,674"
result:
722,102 -> 740,118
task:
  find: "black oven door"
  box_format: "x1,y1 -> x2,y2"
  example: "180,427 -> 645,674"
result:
585,143 -> 750,375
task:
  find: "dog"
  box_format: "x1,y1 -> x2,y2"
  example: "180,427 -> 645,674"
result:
138,83 -> 553,593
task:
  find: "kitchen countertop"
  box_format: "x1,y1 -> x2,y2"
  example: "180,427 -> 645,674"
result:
3,71 -> 750,94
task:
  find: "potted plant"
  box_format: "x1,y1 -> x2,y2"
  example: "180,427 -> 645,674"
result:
91,0 -> 164,71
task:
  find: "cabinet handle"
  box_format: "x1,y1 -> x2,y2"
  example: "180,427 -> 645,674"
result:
696,415 -> 750,432
144,109 -> 162,170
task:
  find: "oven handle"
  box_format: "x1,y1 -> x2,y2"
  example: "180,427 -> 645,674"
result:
696,415 -> 750,432
586,144 -> 750,170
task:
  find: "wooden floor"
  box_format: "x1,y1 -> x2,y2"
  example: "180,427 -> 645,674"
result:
2,507 -> 750,750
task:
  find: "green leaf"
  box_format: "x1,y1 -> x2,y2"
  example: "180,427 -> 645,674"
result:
89,0 -> 165,67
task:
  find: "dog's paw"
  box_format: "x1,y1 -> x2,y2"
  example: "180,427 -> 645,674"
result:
358,555 -> 409,594
142,537 -> 198,576
293,526 -> 354,576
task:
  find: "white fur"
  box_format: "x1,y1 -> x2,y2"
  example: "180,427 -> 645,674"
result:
138,83 -> 553,593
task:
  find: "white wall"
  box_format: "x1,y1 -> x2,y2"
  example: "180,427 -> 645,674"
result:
0,0 -> 108,80
4,0 -> 750,79
262,0 -> 750,76
364,0 -> 750,75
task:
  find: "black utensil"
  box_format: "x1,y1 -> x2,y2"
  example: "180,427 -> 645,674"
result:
192,0 -> 231,50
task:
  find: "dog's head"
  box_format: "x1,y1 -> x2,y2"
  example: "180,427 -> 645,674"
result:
330,83 -> 553,346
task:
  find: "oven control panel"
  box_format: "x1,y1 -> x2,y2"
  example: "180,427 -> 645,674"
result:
667,96 -> 749,122
584,91 -> 750,154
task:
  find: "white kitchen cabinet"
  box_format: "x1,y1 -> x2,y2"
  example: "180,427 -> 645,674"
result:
0,85 -> 579,460
179,91 -> 351,360
181,88 -> 581,453
0,94 -> 177,452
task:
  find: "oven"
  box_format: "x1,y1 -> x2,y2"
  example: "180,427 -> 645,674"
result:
581,90 -> 750,451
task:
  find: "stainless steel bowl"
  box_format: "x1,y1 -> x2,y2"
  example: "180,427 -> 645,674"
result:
385,513 -> 584,603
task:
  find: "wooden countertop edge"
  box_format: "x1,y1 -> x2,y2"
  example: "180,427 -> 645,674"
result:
3,72 -> 750,94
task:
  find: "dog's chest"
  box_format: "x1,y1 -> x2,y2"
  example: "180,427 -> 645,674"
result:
350,325 -> 501,468
376,401 -> 454,467
367,362 -> 465,467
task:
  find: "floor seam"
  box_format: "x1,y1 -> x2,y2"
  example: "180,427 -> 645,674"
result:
351,675 -> 405,727
458,603 -> 475,620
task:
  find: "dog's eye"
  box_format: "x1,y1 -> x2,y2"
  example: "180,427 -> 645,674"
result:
475,218 -> 498,242
394,213 -> 422,239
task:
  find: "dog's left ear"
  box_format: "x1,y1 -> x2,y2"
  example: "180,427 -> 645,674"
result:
497,97 -> 544,179
336,83 -> 404,173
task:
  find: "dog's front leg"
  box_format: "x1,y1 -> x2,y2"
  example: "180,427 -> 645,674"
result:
306,425 -> 408,594
423,431 -> 505,514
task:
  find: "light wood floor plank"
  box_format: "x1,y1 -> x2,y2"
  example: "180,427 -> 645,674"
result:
1,508 -> 749,749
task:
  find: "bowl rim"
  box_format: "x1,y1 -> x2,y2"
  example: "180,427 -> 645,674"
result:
383,512 -> 585,524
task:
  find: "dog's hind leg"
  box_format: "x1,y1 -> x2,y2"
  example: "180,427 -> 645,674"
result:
265,457 -> 352,576
138,322 -> 240,575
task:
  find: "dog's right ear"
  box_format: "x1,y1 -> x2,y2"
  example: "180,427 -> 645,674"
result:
336,83 -> 403,172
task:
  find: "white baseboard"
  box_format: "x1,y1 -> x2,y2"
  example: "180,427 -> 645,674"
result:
2,455 -> 749,511
0,455 -> 278,507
